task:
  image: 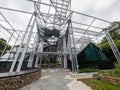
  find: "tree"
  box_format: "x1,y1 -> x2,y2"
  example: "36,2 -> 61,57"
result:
100,21 -> 120,61
0,38 -> 11,56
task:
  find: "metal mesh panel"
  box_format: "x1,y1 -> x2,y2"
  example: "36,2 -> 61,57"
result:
77,43 -> 108,61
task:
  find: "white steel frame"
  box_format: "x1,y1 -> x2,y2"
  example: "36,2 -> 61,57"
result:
0,0 -> 120,73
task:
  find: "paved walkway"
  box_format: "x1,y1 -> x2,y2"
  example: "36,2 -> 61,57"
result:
20,69 -> 92,90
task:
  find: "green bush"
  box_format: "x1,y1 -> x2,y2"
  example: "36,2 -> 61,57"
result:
79,68 -> 99,73
95,64 -> 120,78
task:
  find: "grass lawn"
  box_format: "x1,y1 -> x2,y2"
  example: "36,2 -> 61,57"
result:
79,63 -> 120,90
99,65 -> 120,79
79,68 -> 100,73
81,78 -> 120,90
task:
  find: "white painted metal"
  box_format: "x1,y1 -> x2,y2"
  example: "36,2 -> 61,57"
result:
27,33 -> 38,67
63,35 -> 67,68
104,28 -> 120,64
16,17 -> 36,72
0,0 -> 120,74
9,14 -> 35,72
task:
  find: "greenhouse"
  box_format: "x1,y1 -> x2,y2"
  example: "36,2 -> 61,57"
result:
77,43 -> 114,69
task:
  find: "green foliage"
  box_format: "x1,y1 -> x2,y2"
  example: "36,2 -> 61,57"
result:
0,38 -> 11,56
81,63 -> 120,90
81,78 -> 120,90
100,21 -> 120,62
88,79 -> 120,90
79,68 -> 99,73
98,65 -> 120,78
101,70 -> 120,79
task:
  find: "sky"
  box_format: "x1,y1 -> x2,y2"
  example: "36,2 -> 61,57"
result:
0,0 -> 120,29
72,0 -> 120,21
0,0 -> 120,45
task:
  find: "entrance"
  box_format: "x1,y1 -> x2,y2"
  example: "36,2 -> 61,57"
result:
40,54 -> 62,69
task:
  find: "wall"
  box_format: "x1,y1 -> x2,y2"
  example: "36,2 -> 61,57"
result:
0,69 -> 41,90
99,74 -> 120,85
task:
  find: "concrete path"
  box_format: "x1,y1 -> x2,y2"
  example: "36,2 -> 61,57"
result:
20,69 -> 92,90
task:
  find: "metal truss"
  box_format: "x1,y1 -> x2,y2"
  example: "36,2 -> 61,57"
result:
0,0 -> 120,73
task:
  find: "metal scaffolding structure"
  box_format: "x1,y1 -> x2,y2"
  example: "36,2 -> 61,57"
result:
0,0 -> 120,73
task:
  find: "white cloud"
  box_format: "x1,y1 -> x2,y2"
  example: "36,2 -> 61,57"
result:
71,0 -> 120,21
0,0 -> 120,28
0,0 -> 120,45
93,0 -> 117,11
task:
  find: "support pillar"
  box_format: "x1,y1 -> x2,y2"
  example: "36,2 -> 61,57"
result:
27,33 -> 39,67
9,14 -> 35,73
104,28 -> 120,64
16,18 -> 36,72
67,19 -> 79,73
63,35 -> 67,68
35,56 -> 39,67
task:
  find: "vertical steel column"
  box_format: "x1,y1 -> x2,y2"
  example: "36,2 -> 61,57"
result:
40,41 -> 44,68
70,20 -> 79,73
27,32 -> 38,67
16,17 -> 36,72
35,56 -> 39,67
34,34 -> 40,68
67,25 -> 74,71
63,35 -> 67,68
9,14 -> 34,73
104,28 -> 120,64
67,19 -> 79,73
